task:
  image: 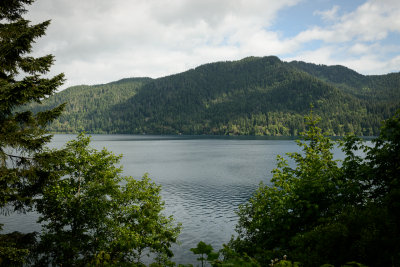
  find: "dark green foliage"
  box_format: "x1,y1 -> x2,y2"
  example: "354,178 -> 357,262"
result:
30,56 -> 400,136
334,110 -> 400,267
0,231 -> 36,266
231,110 -> 342,266
213,244 -> 260,267
0,0 -> 65,210
1,2 -> 183,267
190,241 -> 217,267
33,134 -> 181,266
0,0 -> 64,264
230,110 -> 400,266
25,77 -> 152,133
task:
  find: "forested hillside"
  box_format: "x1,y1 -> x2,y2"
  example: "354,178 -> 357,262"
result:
27,78 -> 152,133
29,56 -> 400,136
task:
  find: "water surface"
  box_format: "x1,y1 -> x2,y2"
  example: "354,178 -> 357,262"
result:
1,134 -> 346,264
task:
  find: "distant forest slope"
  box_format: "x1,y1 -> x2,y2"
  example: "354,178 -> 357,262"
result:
28,56 -> 400,136
27,78 -> 152,133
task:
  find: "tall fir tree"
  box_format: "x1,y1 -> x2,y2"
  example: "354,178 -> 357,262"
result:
0,0 -> 65,264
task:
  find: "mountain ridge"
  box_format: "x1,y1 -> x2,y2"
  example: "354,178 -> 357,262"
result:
28,56 -> 400,136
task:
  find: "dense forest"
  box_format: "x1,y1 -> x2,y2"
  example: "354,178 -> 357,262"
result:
3,1 -> 400,266
27,56 -> 400,136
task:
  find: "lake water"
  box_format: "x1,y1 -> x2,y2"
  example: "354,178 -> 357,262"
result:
1,134 -> 346,265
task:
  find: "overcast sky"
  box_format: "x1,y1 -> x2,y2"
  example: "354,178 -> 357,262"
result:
26,0 -> 400,89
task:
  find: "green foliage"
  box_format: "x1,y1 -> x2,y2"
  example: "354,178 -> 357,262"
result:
231,110 -> 342,265
33,133 -> 181,266
26,77 -> 152,133
0,0 -> 65,209
190,241 -> 216,267
334,110 -> 400,267
0,0 -> 64,264
340,262 -> 368,267
271,259 -> 301,267
208,245 -> 301,267
0,231 -> 36,266
229,110 -> 400,267
213,244 -> 260,267
150,252 -> 177,267
29,56 -> 400,136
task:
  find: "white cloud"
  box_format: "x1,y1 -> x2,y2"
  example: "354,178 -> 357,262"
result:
314,5 -> 340,21
285,46 -> 338,66
297,0 -> 400,43
27,0 -> 302,88
24,0 -> 400,88
284,0 -> 400,74
349,43 -> 373,55
285,43 -> 400,75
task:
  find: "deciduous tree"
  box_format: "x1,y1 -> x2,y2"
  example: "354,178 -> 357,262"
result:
230,110 -> 400,266
34,134 -> 181,266
231,111 -> 342,265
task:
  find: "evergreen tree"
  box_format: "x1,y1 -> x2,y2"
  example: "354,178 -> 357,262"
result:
27,56 -> 400,136
0,0 -> 64,264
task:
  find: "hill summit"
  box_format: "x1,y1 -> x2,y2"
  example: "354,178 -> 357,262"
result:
29,56 -> 400,136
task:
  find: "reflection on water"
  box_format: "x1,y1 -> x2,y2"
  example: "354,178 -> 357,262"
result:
1,135 -> 346,264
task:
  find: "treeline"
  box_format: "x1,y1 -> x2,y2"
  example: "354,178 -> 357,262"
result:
29,56 -> 400,136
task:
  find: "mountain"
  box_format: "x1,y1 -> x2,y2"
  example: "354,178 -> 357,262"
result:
28,77 -> 152,133
28,56 -> 400,136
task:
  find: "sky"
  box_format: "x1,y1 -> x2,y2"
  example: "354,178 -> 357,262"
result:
26,0 -> 400,89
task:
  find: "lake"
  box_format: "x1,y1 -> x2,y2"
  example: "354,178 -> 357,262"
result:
1,134 -> 346,264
